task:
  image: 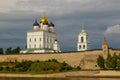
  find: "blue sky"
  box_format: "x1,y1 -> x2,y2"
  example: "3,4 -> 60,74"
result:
0,0 -> 120,51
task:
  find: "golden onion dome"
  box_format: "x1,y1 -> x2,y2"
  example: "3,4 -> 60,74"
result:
102,38 -> 108,45
40,15 -> 48,24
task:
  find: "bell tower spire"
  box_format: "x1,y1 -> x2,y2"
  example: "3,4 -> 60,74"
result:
77,24 -> 89,51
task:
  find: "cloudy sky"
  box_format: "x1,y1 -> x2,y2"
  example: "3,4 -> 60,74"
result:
0,0 -> 120,51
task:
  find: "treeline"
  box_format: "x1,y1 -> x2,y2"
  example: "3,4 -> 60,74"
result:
0,59 -> 80,73
97,54 -> 120,70
0,47 -> 21,54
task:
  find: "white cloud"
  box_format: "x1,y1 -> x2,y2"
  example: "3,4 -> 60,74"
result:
105,24 -> 120,35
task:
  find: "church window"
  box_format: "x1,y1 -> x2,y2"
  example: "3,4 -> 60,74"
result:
29,38 -> 31,42
35,38 -> 36,42
40,38 -> 41,41
81,37 -> 84,43
83,45 -> 85,49
79,45 -> 81,49
44,38 -> 45,42
47,38 -> 49,43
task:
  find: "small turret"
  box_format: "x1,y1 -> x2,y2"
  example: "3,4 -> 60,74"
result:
33,20 -> 39,30
49,21 -> 54,32
42,21 -> 49,31
53,39 -> 61,52
102,37 -> 109,59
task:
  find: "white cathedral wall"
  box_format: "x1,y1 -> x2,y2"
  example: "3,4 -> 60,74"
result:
33,26 -> 39,30
27,31 -> 44,49
43,31 -> 56,50
43,25 -> 49,31
27,30 -> 56,51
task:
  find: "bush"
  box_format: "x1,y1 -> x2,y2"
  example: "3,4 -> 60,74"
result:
0,66 -> 3,71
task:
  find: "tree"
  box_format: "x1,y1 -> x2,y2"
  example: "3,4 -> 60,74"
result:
5,47 -> 21,54
116,54 -> 120,70
110,54 -> 117,69
5,47 -> 12,54
12,47 -> 21,53
0,48 -> 3,54
97,55 -> 105,69
106,53 -> 112,69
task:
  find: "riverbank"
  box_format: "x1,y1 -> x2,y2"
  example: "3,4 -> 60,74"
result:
0,71 -> 120,78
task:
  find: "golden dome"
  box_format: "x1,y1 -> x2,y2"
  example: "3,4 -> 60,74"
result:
102,38 -> 108,45
40,15 -> 48,24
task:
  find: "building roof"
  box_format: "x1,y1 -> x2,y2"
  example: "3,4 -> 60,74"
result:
49,22 -> 54,27
102,37 -> 108,46
40,15 -> 48,24
33,20 -> 39,26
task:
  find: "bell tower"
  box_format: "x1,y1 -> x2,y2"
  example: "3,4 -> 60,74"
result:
102,37 -> 109,59
77,24 -> 89,51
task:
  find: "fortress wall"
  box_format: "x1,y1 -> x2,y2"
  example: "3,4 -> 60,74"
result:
109,49 -> 120,56
0,50 -> 102,69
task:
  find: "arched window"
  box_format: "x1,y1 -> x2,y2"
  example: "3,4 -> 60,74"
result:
29,38 -> 31,42
83,45 -> 85,49
34,38 -> 36,42
79,45 -> 81,49
40,38 -> 41,41
81,37 -> 84,43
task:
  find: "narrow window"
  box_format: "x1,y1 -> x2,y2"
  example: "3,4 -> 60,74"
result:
83,45 -> 85,49
79,45 -> 81,49
40,38 -> 41,41
35,38 -> 36,42
29,38 -> 31,42
81,37 -> 84,43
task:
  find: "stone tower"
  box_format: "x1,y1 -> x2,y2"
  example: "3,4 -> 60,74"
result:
102,37 -> 109,59
77,24 -> 89,51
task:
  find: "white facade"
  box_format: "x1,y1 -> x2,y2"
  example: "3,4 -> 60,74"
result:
77,24 -> 89,51
21,16 -> 61,53
53,40 -> 61,52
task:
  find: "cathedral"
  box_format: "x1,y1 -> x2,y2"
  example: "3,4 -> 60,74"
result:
21,15 -> 61,53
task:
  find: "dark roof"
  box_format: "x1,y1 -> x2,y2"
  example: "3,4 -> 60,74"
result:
33,20 -> 39,26
43,21 -> 48,25
49,22 -> 54,27
55,39 -> 57,41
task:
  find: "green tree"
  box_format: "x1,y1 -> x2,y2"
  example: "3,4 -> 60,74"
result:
110,54 -> 117,69
12,47 -> 21,54
0,48 -> 3,54
97,55 -> 105,69
116,54 -> 120,70
5,47 -> 12,54
106,53 -> 112,69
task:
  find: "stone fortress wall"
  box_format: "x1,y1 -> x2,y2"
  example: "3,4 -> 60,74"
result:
0,49 -> 120,69
0,50 -> 102,69
0,39 -> 120,69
